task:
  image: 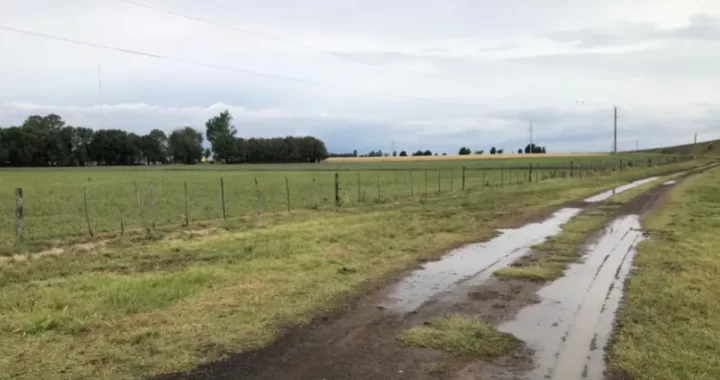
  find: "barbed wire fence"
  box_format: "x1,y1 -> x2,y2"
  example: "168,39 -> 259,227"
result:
7,156 -> 689,247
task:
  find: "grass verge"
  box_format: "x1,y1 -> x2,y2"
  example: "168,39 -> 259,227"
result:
0,163 -> 704,380
400,316 -> 520,358
607,166 -> 720,379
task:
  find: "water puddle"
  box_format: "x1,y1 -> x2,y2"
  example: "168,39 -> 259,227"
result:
663,180 -> 676,185
584,177 -> 659,203
380,208 -> 582,313
498,215 -> 644,380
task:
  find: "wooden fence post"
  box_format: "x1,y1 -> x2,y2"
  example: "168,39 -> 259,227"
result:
119,208 -> 125,236
184,180 -> 189,226
254,177 -> 262,217
149,183 -> 156,229
83,185 -> 94,237
220,177 -> 227,220
376,172 -> 381,201
15,188 -> 23,243
285,176 -> 291,213
424,169 -> 428,197
312,177 -> 318,209
437,170 -> 441,193
528,164 -> 533,183
334,173 -> 340,206
461,166 -> 466,190
409,171 -> 414,198
134,182 -> 140,209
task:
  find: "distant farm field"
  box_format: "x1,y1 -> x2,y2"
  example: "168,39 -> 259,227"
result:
326,152 -> 608,163
0,154 -> 685,253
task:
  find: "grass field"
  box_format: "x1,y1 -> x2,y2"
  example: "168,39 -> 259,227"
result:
0,160 -> 704,380
607,165 -> 720,379
0,154 -> 686,253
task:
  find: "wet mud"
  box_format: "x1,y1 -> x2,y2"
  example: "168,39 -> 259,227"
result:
583,177 -> 659,203
493,216 -> 644,380
381,208 -> 581,313
154,172 -> 698,380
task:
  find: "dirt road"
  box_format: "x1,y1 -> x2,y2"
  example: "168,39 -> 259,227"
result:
155,174 -> 694,380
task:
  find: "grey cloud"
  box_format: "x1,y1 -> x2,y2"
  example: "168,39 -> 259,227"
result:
550,14 -> 720,48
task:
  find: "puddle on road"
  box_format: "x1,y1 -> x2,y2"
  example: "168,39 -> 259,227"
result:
498,215 -> 644,380
380,208 -> 582,313
584,177 -> 659,203
663,180 -> 677,185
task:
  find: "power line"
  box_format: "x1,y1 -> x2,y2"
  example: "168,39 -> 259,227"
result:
112,0 -> 494,92
0,25 -> 486,106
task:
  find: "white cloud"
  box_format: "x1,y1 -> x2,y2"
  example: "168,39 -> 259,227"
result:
1,0 -> 720,154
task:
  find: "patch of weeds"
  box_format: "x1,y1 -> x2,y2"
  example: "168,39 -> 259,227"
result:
426,361 -> 451,377
494,264 -> 562,282
400,315 -> 520,358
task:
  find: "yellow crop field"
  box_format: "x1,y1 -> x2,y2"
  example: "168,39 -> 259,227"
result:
326,152 -> 608,163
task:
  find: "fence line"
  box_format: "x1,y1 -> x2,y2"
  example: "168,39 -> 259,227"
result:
8,155 -> 691,244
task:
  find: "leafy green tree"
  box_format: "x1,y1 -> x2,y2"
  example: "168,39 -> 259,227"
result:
458,147 -> 471,155
169,127 -> 204,164
399,150 -> 408,156
490,147 -> 497,155
205,110 -> 236,163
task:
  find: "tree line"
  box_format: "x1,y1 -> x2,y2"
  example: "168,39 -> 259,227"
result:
0,111 -> 329,166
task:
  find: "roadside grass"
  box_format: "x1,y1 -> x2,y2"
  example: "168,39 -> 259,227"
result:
0,163 -> 705,380
400,316 -> 520,358
494,174 -> 673,282
607,166 -> 720,380
0,158 -> 695,252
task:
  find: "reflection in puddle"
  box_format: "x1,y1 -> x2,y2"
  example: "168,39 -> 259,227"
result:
498,215 -> 644,380
381,208 -> 582,313
584,177 -> 659,203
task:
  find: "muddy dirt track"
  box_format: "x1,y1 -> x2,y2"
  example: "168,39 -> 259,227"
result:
155,167 -> 710,380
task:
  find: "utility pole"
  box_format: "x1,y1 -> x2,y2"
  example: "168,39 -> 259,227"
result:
529,121 -> 533,153
694,133 -> 697,145
613,106 -> 618,172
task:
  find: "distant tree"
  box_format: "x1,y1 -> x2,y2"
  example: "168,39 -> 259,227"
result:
490,147 -> 497,155
399,150 -> 408,156
475,150 -> 484,155
423,150 -> 432,156
541,146 -> 547,154
442,152 -> 447,156
353,149 -> 358,157
205,110 -> 236,163
458,147 -> 471,155
204,148 -> 211,159
412,150 -> 424,156
392,150 -> 397,157
518,148 -> 523,154
169,127 -> 204,164
498,149 -> 504,154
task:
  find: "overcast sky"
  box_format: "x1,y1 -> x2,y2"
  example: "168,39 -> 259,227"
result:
2,0 -> 720,154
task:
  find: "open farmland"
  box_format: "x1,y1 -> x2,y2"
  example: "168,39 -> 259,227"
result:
0,158 -> 707,380
0,154 -> 685,254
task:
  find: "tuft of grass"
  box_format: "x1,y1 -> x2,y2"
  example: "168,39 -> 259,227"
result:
495,264 -> 562,282
400,315 -> 520,358
426,361 -> 451,377
607,166 -> 720,380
